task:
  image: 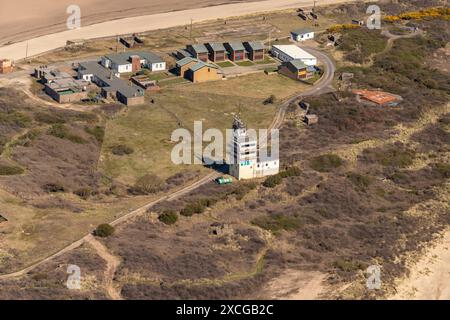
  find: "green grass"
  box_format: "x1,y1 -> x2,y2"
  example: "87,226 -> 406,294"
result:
255,56 -> 275,65
235,60 -> 255,67
100,74 -> 286,185
145,72 -> 174,81
216,61 -> 235,68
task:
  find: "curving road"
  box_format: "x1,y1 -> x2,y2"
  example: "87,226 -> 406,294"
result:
269,45 -> 336,130
0,46 -> 335,282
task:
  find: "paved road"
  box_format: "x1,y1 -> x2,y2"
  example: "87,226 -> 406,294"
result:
0,0 -> 357,62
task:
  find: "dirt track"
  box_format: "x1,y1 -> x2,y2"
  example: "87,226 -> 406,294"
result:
0,0 -> 359,61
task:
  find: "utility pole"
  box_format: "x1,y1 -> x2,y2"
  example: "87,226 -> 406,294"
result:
25,42 -> 29,62
189,18 -> 193,41
268,30 -> 272,51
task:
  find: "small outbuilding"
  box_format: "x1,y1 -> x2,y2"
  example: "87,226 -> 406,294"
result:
291,28 -> 315,41
0,59 -> 13,74
278,59 -> 313,80
185,61 -> 222,83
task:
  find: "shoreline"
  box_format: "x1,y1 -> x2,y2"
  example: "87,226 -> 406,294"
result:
0,0 -> 356,62
391,228 -> 450,300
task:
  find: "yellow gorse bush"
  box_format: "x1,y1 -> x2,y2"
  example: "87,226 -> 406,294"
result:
384,7 -> 450,22
326,24 -> 361,33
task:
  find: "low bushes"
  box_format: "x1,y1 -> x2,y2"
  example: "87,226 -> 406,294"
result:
252,213 -> 303,235
0,165 -> 24,176
346,172 -> 372,191
42,183 -> 65,193
111,144 -> 134,156
263,166 -> 302,188
94,224 -> 115,237
48,124 -> 86,144
130,174 -> 165,195
310,154 -> 343,172
180,200 -> 208,216
263,175 -> 283,188
263,95 -> 277,105
158,210 -> 178,225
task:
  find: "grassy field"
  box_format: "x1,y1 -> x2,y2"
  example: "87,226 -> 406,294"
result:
99,72 -> 303,185
177,72 -> 308,99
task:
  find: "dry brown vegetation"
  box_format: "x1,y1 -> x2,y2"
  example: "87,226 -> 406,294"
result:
0,244 -> 107,300
0,0 -> 448,300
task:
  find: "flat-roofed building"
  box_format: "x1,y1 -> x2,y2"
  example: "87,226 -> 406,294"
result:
271,45 -> 317,66
291,28 -> 315,41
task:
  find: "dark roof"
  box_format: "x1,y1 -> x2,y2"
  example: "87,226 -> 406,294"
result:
190,61 -> 217,72
188,44 -> 208,54
176,57 -> 197,67
104,51 -> 164,66
206,42 -> 226,51
244,41 -> 264,51
226,42 -> 245,51
291,28 -> 314,35
78,61 -> 143,98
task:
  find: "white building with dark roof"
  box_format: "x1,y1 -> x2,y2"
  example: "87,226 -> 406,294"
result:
101,51 -> 166,74
291,28 -> 315,41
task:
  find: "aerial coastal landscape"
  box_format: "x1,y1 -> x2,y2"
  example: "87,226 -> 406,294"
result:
0,0 -> 449,303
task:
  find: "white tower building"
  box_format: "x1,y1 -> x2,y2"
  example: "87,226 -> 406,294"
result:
228,116 -> 279,180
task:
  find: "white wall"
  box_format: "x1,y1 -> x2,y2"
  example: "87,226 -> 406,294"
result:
116,63 -> 132,73
293,32 -> 315,41
150,61 -> 166,72
271,47 -> 317,66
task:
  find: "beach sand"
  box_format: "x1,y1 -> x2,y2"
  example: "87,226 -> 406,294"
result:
0,0 -> 256,45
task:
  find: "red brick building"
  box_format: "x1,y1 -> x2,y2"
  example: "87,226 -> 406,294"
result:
186,44 -> 209,62
224,42 -> 246,61
243,41 -> 265,61
205,43 -> 227,62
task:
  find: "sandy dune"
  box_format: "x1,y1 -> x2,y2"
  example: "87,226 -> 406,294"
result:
0,0 -> 357,61
392,229 -> 450,300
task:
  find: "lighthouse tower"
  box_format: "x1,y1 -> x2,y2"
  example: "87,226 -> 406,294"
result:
229,115 -> 258,180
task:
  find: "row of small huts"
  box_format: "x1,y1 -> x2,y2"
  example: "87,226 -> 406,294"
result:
178,41 -> 265,63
